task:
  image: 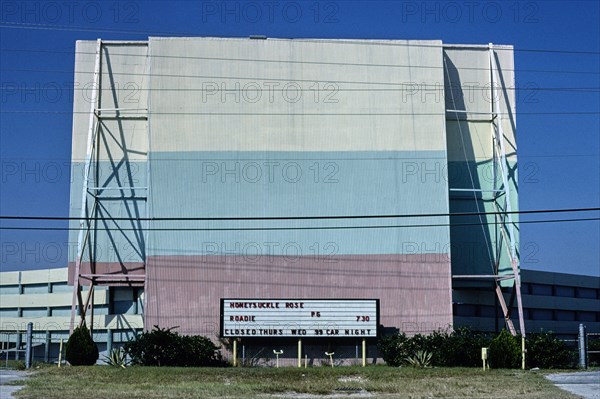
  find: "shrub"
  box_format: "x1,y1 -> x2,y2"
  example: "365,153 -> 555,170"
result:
488,329 -> 520,368
378,332 -> 414,367
445,327 -> 492,367
421,329 -> 451,366
526,331 -> 574,369
124,326 -> 179,366
405,350 -> 433,368
124,326 -> 224,367
103,347 -> 129,368
179,335 -> 223,367
378,327 -> 492,367
66,325 -> 99,366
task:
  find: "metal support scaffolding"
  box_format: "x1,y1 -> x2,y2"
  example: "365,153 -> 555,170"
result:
70,39 -> 102,334
488,43 -> 525,337
69,39 -> 147,334
446,44 -> 525,337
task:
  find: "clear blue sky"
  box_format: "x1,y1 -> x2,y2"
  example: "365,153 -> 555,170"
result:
1,1 -> 599,276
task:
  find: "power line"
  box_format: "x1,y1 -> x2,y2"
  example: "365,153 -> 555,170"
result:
514,47 -> 600,55
1,69 -> 597,97
1,48 -> 599,76
1,22 -> 599,56
1,110 -> 598,116
0,217 -> 598,232
1,153 -> 598,161
1,207 -> 598,222
1,65 -> 598,91
1,83 -> 598,93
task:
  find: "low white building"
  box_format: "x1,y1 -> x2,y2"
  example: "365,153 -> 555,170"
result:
0,267 -> 142,363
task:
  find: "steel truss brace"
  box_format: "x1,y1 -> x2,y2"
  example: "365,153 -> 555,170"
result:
489,43 -> 525,337
70,39 -> 103,334
69,39 -> 149,336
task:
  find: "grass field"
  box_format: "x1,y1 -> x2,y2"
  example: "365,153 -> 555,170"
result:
11,366 -> 579,399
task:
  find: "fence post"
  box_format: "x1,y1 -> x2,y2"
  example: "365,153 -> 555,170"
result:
58,338 -> 63,368
578,323 -> 587,369
45,331 -> 51,363
16,331 -> 21,361
107,328 -> 113,356
25,322 -> 33,369
521,336 -> 526,370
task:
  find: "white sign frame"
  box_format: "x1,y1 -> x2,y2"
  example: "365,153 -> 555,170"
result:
220,298 -> 379,338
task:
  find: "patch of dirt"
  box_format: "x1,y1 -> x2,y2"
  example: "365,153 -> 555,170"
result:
337,376 -> 366,383
271,390 -> 374,398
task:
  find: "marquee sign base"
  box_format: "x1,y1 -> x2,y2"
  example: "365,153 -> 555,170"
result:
221,298 -> 379,367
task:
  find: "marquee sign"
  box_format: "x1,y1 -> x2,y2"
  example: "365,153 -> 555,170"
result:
220,299 -> 379,338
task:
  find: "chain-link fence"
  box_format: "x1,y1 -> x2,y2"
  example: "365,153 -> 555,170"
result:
587,332 -> 600,367
0,329 -> 69,368
559,338 -> 580,368
0,331 -> 26,368
3,325 -> 597,368
556,325 -> 599,369
0,325 -> 141,368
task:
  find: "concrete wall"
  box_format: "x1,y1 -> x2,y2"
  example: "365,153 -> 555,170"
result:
141,38 -> 452,335
68,41 -> 148,285
69,37 -> 523,337
454,269 -> 600,336
0,267 -> 143,364
444,45 -> 519,284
